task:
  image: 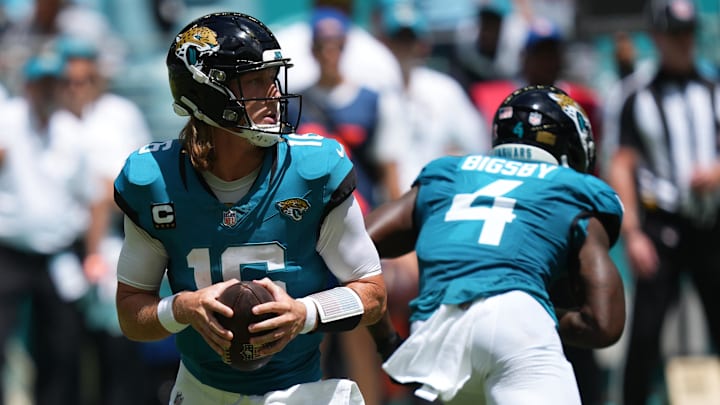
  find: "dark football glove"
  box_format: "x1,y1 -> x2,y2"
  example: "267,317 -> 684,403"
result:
375,331 -> 405,362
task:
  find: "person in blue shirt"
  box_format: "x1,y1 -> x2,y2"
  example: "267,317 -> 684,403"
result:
113,12 -> 386,405
368,85 -> 626,405
292,7 -> 388,213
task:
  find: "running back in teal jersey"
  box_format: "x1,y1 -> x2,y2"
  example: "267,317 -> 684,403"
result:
410,154 -> 623,324
114,133 -> 354,394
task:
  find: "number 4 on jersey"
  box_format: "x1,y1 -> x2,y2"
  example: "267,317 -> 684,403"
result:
444,179 -> 522,246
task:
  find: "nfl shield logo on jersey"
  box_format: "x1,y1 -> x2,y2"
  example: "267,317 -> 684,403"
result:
222,209 -> 239,228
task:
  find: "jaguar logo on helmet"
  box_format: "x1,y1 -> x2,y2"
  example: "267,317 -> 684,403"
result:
547,92 -> 590,132
547,91 -> 580,113
276,198 -> 311,222
547,91 -> 595,168
174,26 -> 219,70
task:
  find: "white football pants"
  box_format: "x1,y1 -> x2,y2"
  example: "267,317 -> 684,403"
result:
384,290 -> 582,405
169,361 -> 365,405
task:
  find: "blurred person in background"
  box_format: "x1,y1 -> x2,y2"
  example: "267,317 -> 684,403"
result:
54,37 -> 152,283
375,0 -> 489,200
0,51 -> 99,405
0,0 -> 125,97
613,31 -> 638,80
0,0 -> 66,94
603,1 -> 720,404
52,37 -> 152,405
292,6 -> 393,212
470,17 -> 601,127
470,18 -> 603,170
274,0 -> 402,93
450,0 -> 529,90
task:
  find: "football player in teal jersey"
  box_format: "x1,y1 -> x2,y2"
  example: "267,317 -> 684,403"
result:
367,85 -> 625,405
113,12 -> 386,405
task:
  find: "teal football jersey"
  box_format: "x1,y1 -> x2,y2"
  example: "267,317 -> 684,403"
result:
114,134 -> 354,394
410,154 -> 623,324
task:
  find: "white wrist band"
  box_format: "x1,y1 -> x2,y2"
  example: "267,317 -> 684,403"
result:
305,286 -> 364,323
298,297 -> 318,334
158,293 -> 189,334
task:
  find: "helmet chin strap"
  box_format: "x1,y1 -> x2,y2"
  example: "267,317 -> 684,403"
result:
217,126 -> 280,148
178,95 -> 282,147
228,115 -> 283,147
221,98 -> 284,147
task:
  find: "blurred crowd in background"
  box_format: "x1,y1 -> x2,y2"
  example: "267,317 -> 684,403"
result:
0,0 -> 719,404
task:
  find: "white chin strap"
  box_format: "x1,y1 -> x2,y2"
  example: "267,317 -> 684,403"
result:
198,114 -> 281,147
221,127 -> 281,147
174,97 -> 282,147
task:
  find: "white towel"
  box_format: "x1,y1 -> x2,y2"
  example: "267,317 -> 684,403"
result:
382,303 -> 475,403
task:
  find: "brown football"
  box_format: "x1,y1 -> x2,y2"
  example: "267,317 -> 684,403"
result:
216,281 -> 276,371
